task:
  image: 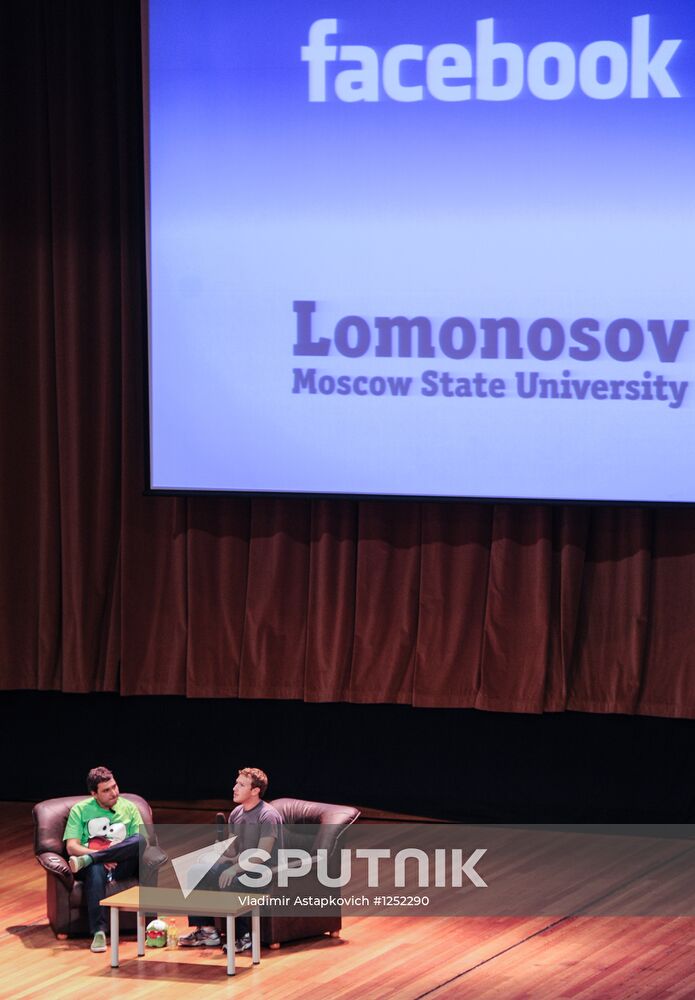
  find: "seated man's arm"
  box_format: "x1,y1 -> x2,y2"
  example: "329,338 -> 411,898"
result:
218,835 -> 276,889
255,834 -> 278,859
63,805 -> 90,857
216,835 -> 238,864
65,837 -> 92,857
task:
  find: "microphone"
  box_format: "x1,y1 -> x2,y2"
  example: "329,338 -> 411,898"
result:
215,811 -> 227,842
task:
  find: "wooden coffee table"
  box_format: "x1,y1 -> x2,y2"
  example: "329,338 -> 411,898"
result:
100,886 -> 264,976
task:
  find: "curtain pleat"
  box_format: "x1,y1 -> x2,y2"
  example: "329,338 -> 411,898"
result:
304,500 -> 358,701
413,502 -> 492,707
239,499 -> 310,699
349,502 -> 422,703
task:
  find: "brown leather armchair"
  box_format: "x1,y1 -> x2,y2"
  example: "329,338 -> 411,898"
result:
33,793 -> 156,937
231,796 -> 360,948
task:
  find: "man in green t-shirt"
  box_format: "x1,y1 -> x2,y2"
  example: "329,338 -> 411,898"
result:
63,766 -> 144,953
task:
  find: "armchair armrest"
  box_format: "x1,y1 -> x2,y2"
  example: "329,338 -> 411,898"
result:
142,844 -> 168,869
36,851 -> 73,890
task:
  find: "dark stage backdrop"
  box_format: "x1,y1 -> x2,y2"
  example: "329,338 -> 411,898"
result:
3,692 -> 695,822
3,2 -> 695,718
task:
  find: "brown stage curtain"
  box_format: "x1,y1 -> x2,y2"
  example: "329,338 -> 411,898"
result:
2,2 -> 695,716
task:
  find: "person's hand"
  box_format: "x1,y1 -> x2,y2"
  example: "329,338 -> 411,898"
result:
104,861 -> 117,871
218,866 -> 237,889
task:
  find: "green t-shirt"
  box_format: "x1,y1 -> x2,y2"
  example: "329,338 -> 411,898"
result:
63,797 -> 144,847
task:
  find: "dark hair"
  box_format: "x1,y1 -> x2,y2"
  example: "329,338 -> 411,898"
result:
238,767 -> 268,798
87,766 -> 114,793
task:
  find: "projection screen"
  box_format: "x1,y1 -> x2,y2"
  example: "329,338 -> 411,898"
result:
147,1 -> 695,502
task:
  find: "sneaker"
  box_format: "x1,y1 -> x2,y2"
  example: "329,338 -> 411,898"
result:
178,927 -> 221,948
223,932 -> 252,954
69,855 -> 92,874
236,932 -> 252,953
90,931 -> 107,953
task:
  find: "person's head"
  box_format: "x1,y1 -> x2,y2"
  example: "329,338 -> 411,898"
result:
86,766 -> 119,810
233,767 -> 268,808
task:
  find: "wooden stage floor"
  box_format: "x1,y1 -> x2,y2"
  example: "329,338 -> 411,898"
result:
3,801 -> 695,1000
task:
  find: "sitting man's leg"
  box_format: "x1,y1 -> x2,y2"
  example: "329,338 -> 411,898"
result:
70,836 -> 143,952
79,862 -> 110,952
68,833 -> 141,873
179,861 -> 225,947
222,915 -> 251,954
221,876 -> 252,954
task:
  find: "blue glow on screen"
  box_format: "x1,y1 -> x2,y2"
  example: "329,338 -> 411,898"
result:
148,0 -> 695,500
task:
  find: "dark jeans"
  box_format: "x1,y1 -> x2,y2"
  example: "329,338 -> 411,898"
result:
189,861 -> 249,938
77,835 -> 141,934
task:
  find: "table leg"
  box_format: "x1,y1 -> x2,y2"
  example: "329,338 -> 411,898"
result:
251,908 -> 260,965
110,907 -> 119,968
137,911 -> 145,956
226,915 -> 236,976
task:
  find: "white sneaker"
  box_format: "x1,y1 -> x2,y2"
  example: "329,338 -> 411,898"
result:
178,927 -> 221,947
69,855 -> 92,874
90,931 -> 107,952
223,932 -> 252,954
